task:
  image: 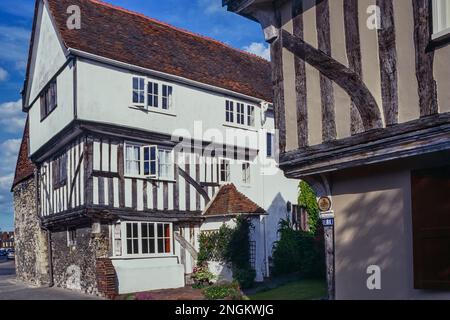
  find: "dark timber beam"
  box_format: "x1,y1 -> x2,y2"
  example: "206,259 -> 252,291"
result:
413,0 -> 438,117
292,0 -> 308,147
377,0 -> 399,126
316,0 -> 337,142
343,0 -> 365,134
281,29 -> 383,131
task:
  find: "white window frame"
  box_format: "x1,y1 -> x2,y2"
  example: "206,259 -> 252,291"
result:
67,228 -> 77,247
432,0 -> 450,40
220,159 -> 231,183
132,77 -> 146,106
242,162 -> 251,185
158,148 -> 174,180
120,221 -> 173,258
247,105 -> 255,127
124,142 -> 174,180
266,132 -> 275,158
162,84 -> 173,110
147,81 -> 159,108
226,100 -> 234,123
125,143 -> 142,177
236,103 -> 245,125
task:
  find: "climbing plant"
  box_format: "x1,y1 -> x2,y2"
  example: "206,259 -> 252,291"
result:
298,181 -> 320,235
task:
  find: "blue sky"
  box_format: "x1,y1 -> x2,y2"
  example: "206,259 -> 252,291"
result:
0,0 -> 268,231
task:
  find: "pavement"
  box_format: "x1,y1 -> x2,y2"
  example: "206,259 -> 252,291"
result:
0,257 -> 103,300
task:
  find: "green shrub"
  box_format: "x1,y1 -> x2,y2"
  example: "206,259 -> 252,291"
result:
232,267 -> 256,289
203,282 -> 243,300
298,181 -> 320,235
272,219 -> 325,278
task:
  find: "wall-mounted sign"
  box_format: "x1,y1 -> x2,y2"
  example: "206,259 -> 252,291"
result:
318,196 -> 332,212
322,218 -> 334,227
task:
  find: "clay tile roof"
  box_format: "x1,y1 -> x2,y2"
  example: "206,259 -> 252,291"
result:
12,118 -> 36,189
45,0 -> 272,102
204,183 -> 266,217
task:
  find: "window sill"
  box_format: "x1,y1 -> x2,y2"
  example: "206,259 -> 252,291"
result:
223,123 -> 258,132
124,175 -> 176,183
431,28 -> 450,44
130,105 -> 176,117
110,255 -> 176,260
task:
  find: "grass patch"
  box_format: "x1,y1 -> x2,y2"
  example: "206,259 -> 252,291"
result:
248,279 -> 327,300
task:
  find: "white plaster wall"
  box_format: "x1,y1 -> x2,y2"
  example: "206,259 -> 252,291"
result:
112,257 -> 184,294
29,62 -> 75,155
28,2 -> 67,103
76,59 -> 263,150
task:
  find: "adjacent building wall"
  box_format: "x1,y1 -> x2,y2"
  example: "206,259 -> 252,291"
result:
13,178 -> 51,286
332,157 -> 450,300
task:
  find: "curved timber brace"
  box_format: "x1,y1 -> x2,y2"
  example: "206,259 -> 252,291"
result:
280,29 -> 383,132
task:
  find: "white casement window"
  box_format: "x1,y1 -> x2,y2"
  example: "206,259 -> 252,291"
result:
142,145 -> 157,177
132,77 -> 145,105
266,132 -> 275,158
220,159 -> 231,182
226,100 -> 234,123
125,143 -> 173,180
125,144 -> 141,176
162,85 -> 173,110
125,222 -> 139,255
242,162 -> 251,184
237,103 -> 245,125
147,81 -> 159,108
247,105 -> 255,127
433,0 -> 450,39
122,222 -> 172,257
158,148 -> 173,179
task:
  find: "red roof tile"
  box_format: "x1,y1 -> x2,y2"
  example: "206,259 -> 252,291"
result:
12,118 -> 35,189
204,183 -> 266,217
45,0 -> 272,101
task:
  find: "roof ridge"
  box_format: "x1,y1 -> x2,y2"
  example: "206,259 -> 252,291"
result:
89,0 -> 269,63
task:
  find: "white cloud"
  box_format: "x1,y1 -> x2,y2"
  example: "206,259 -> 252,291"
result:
198,0 -> 224,15
0,67 -> 8,81
0,99 -> 26,133
0,139 -> 21,171
0,25 -> 30,71
243,42 -> 271,61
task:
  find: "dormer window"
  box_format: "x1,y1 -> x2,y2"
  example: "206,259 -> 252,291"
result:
40,79 -> 57,121
432,0 -> 450,39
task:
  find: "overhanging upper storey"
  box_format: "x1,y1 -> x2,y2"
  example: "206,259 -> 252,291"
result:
222,0 -> 450,178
